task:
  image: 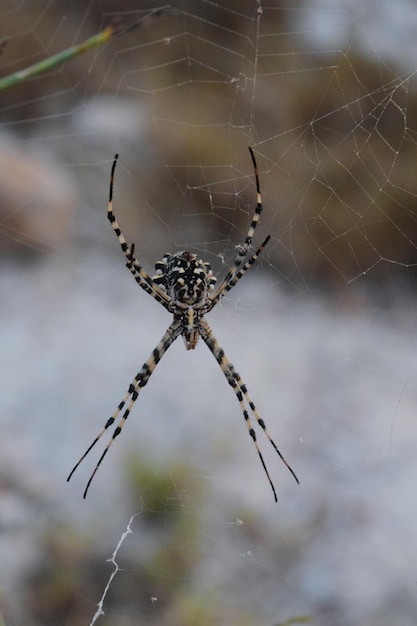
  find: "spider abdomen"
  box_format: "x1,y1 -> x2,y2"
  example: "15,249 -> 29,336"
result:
153,251 -> 216,305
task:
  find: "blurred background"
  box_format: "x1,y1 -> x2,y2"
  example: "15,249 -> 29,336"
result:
1,1 -> 417,625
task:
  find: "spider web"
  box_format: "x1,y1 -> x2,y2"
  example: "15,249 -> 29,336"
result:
1,1 -> 417,625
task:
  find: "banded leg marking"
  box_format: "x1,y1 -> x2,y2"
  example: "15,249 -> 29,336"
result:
67,321 -> 182,497
198,320 -> 298,501
211,147 -> 264,304
108,155 -> 170,309
209,235 -> 270,308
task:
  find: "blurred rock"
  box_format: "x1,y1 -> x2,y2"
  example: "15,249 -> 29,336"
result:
0,138 -> 77,256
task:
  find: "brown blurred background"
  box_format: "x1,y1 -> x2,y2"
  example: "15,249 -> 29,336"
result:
2,0 -> 417,300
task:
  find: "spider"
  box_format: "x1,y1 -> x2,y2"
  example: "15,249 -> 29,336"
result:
67,147 -> 299,500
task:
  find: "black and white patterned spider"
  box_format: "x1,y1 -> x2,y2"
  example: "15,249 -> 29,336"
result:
67,147 -> 299,500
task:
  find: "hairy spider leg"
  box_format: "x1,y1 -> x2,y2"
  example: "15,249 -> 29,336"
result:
223,235 -> 270,293
67,321 -> 182,497
198,319 -> 298,502
125,243 -> 172,310
210,146 -> 264,303
108,154 -> 171,310
209,235 -> 271,309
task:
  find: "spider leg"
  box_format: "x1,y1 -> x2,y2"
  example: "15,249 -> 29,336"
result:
210,146 -> 264,304
67,320 -> 182,498
125,244 -> 171,310
208,235 -> 270,309
198,319 -> 298,502
108,154 -> 171,310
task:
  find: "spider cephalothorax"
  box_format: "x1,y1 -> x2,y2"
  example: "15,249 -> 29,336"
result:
153,251 -> 217,305
68,148 -> 299,500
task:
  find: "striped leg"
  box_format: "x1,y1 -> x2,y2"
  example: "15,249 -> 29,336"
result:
210,146 -> 264,304
67,320 -> 182,498
108,154 -> 171,310
198,320 -> 299,502
208,235 -> 270,309
125,244 -> 172,310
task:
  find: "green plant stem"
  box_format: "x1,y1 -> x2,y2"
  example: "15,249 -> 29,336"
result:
0,6 -> 172,92
0,26 -> 114,92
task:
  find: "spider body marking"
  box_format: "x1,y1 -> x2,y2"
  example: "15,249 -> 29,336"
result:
153,251 -> 216,349
67,147 -> 299,500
